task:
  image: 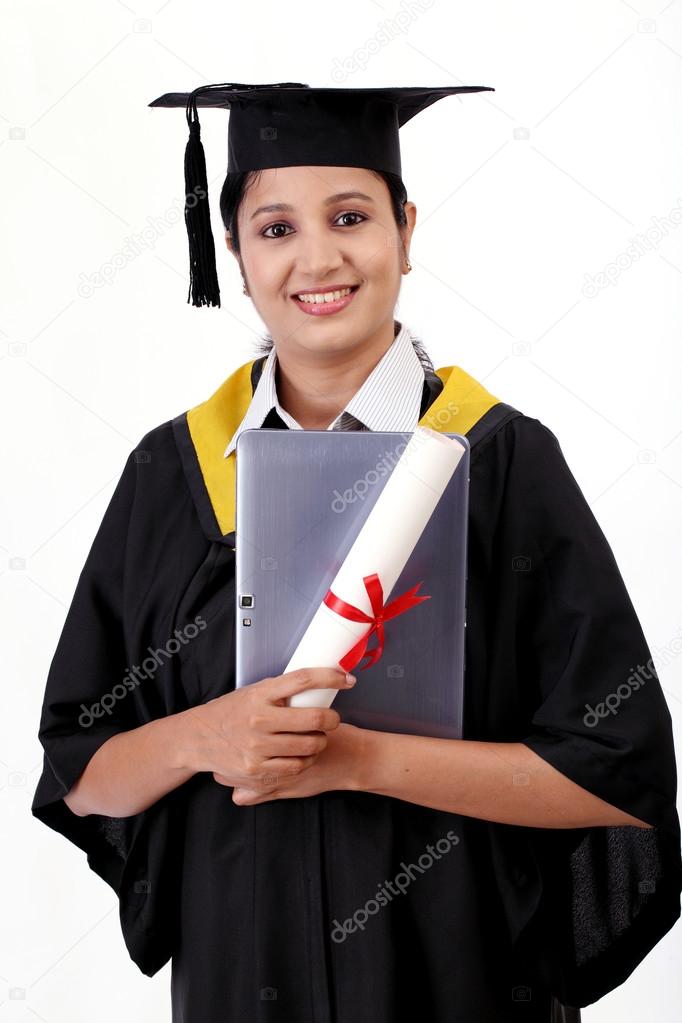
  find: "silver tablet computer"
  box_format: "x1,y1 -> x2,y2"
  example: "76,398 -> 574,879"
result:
235,428 -> 469,739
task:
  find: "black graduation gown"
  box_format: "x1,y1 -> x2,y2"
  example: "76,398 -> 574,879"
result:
32,358 -> 682,1023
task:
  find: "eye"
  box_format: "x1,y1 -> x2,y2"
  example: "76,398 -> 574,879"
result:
335,211 -> 367,228
260,222 -> 292,239
259,210 -> 367,239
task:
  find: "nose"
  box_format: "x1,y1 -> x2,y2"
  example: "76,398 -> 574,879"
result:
293,227 -> 345,281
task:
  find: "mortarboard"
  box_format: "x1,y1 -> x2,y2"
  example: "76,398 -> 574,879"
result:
148,82 -> 495,308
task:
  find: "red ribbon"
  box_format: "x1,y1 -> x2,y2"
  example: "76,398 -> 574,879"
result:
323,572 -> 431,673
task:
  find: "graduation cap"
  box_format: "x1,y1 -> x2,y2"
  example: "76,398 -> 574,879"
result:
148,82 -> 495,308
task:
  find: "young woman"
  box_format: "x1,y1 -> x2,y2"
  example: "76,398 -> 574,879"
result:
32,84 -> 681,1023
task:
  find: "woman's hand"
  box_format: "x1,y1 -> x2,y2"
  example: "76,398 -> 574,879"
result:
182,666 -> 356,793
227,721 -> 365,805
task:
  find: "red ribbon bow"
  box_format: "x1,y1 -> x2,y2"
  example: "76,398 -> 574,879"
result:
323,572 -> 431,673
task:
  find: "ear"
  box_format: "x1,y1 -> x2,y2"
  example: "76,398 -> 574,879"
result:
402,201 -> 417,250
225,231 -> 236,257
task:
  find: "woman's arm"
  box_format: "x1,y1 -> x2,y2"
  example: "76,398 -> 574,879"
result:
63,708 -> 198,818
351,728 -> 653,829
64,667 -> 354,818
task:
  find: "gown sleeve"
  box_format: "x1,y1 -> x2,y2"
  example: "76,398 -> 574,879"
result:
31,438 -> 185,976
493,415 -> 682,1007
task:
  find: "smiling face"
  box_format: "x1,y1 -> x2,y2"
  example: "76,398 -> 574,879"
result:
225,165 -> 416,361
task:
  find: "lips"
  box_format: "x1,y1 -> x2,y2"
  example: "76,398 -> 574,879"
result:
292,284 -> 360,302
291,283 -> 360,316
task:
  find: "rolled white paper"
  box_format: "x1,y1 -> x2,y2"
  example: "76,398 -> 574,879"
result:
286,426 -> 466,708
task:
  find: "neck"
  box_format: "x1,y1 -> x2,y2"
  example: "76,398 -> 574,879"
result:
274,318 -> 401,430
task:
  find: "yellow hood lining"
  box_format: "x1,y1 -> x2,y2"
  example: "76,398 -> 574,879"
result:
186,361 -> 499,537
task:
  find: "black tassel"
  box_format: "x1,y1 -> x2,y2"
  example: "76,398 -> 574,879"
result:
184,98 -> 220,308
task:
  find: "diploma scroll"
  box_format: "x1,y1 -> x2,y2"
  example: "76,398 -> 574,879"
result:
286,426 -> 466,708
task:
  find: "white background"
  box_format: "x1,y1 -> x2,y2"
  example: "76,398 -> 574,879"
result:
2,0 -> 681,1019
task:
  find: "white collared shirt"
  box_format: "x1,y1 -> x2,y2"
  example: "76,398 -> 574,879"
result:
223,320 -> 427,458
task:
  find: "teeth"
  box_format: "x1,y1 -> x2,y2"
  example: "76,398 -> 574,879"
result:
296,287 -> 354,304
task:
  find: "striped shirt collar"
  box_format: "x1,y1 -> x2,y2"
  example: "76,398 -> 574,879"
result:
223,320 -> 426,457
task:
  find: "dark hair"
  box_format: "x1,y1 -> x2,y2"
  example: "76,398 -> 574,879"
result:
218,168 -> 434,369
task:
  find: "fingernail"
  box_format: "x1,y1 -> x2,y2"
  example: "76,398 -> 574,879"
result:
345,673 -> 357,685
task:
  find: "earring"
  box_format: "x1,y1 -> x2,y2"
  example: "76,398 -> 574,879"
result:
242,280 -> 249,295
405,258 -> 412,272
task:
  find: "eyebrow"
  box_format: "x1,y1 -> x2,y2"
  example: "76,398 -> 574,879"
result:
249,191 -> 376,221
